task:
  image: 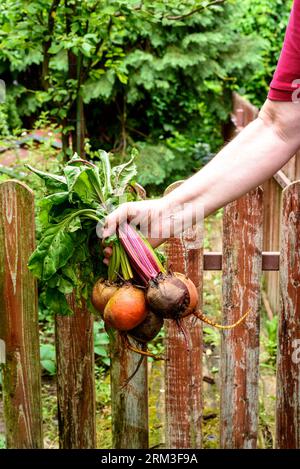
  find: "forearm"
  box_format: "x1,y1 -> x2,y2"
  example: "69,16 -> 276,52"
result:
164,100 -> 300,218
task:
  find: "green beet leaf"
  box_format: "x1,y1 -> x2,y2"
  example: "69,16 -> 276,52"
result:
38,192 -> 69,228
28,223 -> 77,281
25,165 -> 68,191
111,151 -> 138,195
45,287 -> 74,315
27,151 -> 140,317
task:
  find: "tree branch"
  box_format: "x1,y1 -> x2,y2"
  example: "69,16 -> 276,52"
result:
166,0 -> 226,21
115,0 -> 226,22
41,0 -> 61,90
48,0 -> 61,32
82,16 -> 113,82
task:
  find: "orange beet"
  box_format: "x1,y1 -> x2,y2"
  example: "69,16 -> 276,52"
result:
104,284 -> 147,331
91,279 -> 119,315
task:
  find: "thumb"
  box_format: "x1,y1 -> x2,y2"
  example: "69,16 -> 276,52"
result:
102,204 -> 129,238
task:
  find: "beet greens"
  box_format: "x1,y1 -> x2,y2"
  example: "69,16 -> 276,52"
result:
27,150 -> 138,315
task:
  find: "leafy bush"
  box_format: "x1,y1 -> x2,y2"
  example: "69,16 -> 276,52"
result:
0,436 -> 6,449
261,315 -> 278,371
94,322 -> 110,368
0,0 -> 263,191
237,0 -> 293,107
40,343 -> 56,376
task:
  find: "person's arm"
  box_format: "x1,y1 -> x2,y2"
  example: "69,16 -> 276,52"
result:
162,99 -> 300,217
102,99 -> 300,258
103,0 -> 300,260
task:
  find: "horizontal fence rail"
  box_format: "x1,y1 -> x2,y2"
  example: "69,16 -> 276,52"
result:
203,252 -> 280,271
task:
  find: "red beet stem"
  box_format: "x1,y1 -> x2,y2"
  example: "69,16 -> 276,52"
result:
125,223 -> 164,273
118,223 -> 162,283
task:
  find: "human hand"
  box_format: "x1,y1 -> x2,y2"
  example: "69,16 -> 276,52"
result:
102,198 -> 172,265
101,194 -> 202,265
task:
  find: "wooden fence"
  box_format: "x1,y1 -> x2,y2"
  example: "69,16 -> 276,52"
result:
0,175 -> 299,449
230,92 -> 300,315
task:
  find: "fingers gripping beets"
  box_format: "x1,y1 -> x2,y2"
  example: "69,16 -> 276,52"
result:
102,198 -> 176,264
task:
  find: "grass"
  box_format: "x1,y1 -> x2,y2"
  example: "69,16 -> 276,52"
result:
0,436 -> 5,449
42,378 -> 59,449
96,370 -> 112,449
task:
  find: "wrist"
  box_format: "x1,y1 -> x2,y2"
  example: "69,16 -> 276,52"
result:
162,193 -> 178,212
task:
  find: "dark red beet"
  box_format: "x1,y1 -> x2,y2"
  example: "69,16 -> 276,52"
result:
128,310 -> 163,343
146,272 -> 198,319
146,273 -> 189,319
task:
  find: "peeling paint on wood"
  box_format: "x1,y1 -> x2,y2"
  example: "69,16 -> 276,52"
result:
164,182 -> 203,449
55,296 -> 96,448
0,180 -> 43,448
221,188 -> 263,449
110,333 -> 148,449
276,181 -> 300,449
0,339 -> 5,363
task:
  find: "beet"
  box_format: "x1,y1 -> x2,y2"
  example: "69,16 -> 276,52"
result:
128,310 -> 163,343
146,272 -> 198,319
91,278 -> 119,315
104,284 -> 147,331
174,272 -> 198,316
146,273 -> 189,319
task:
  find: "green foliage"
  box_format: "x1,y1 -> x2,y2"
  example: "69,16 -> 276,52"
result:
203,326 -> 220,348
236,0 -> 293,107
0,0 -> 264,190
133,137 -> 213,191
27,151 -> 138,316
0,436 -> 6,449
94,321 -> 110,367
260,315 -> 278,371
0,105 -> 10,136
0,0 -> 291,188
40,343 -> 56,375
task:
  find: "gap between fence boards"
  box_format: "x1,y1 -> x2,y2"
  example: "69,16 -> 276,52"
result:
204,251 -> 279,271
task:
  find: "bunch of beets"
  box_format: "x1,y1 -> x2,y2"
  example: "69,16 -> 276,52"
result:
92,222 -> 199,346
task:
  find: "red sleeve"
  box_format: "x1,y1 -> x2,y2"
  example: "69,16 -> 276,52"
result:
268,0 -> 300,102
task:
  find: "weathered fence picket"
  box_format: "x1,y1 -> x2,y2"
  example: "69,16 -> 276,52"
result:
230,92 -> 300,315
55,297 -> 96,449
0,180 -> 43,448
276,181 -> 300,449
221,187 -> 263,448
164,182 -> 203,449
109,181 -> 148,450
110,335 -> 148,449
